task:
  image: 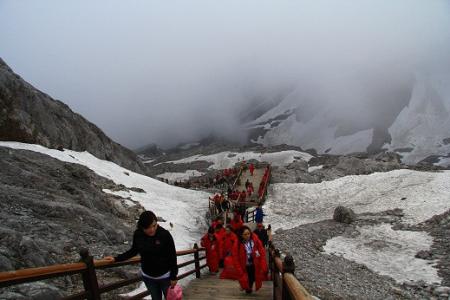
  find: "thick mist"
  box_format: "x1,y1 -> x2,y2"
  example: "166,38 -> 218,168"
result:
1,0 -> 449,149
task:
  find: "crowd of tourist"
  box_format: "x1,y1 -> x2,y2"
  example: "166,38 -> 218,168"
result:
201,214 -> 270,294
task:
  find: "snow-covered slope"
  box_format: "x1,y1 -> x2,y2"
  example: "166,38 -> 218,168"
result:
0,142 -> 209,249
246,87 -> 376,154
265,169 -> 450,285
384,78 -> 450,165
246,75 -> 450,165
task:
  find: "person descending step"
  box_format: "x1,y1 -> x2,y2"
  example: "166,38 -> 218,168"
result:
220,225 -> 238,258
239,190 -> 247,202
233,226 -> 268,294
214,224 -> 226,267
210,193 -> 224,214
211,216 -> 223,229
255,203 -> 266,224
201,226 -> 220,274
249,163 -> 255,176
220,225 -> 240,280
253,223 -> 269,248
230,213 -> 244,232
247,182 -> 254,197
104,211 -> 178,300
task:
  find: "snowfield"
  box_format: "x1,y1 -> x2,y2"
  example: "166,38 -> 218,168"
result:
156,170 -> 205,183
323,224 -> 441,284
265,169 -> 450,228
160,150 -> 313,169
265,168 -> 450,285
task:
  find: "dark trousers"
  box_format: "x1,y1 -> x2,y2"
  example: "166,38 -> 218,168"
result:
142,276 -> 170,300
246,264 -> 255,290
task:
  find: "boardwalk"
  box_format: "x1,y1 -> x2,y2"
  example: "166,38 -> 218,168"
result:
183,274 -> 273,300
235,167 -> 265,198
194,166 -> 273,299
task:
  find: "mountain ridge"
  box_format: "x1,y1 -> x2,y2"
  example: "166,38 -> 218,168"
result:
0,58 -> 147,174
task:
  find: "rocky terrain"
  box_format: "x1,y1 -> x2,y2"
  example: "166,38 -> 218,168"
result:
0,146 -> 144,299
143,142 -> 450,300
0,58 -> 146,174
273,208 -> 450,300
272,151 -> 443,184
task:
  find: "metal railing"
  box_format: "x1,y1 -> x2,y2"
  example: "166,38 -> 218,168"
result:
268,242 -> 313,300
0,244 -> 207,300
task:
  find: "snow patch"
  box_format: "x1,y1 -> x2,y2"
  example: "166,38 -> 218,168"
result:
163,150 -> 313,169
323,224 -> 440,284
385,78 -> 450,164
308,165 -> 323,172
265,169 -> 450,230
157,170 -> 205,183
435,157 -> 450,167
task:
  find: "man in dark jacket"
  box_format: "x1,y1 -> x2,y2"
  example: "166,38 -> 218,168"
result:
105,211 -> 178,300
253,223 -> 269,247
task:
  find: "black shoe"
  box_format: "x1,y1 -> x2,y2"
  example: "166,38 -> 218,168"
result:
245,289 -> 252,294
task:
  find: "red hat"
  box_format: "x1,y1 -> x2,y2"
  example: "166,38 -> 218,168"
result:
257,223 -> 263,228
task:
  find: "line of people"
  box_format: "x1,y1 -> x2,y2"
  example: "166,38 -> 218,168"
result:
201,214 -> 270,294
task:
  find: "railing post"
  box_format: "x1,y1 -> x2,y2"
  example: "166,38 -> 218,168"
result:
282,254 -> 295,300
79,248 -> 101,300
272,247 -> 281,300
193,243 -> 201,278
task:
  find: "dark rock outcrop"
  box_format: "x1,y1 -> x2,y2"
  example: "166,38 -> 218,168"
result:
0,58 -> 146,174
333,206 -> 356,224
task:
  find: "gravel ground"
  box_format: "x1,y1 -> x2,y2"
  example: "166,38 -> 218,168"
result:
273,209 -> 450,300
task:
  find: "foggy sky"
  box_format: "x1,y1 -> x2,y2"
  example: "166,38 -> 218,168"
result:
1,0 -> 449,149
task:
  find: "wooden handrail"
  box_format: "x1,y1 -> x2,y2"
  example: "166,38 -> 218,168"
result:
284,273 -> 313,300
0,262 -> 87,287
268,241 -> 313,300
0,245 -> 207,300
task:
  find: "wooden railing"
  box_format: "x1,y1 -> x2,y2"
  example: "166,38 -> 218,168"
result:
268,242 -> 313,300
0,244 -> 207,300
258,165 -> 271,202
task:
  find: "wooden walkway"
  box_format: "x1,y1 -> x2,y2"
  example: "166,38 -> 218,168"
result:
195,166 -> 273,299
183,274 -> 273,300
235,167 -> 265,197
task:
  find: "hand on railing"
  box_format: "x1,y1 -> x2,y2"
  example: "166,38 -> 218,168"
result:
103,256 -> 115,263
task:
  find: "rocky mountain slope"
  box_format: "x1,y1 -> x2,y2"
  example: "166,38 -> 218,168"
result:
0,58 -> 146,174
0,146 -> 143,299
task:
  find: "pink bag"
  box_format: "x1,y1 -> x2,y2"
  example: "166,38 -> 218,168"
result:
167,284 -> 183,300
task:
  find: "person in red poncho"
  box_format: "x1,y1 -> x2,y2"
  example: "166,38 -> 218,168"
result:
232,226 -> 268,294
201,226 -> 220,273
219,225 -> 240,280
230,213 -> 244,232
214,224 -> 226,266
220,225 -> 238,258
249,163 -> 255,176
